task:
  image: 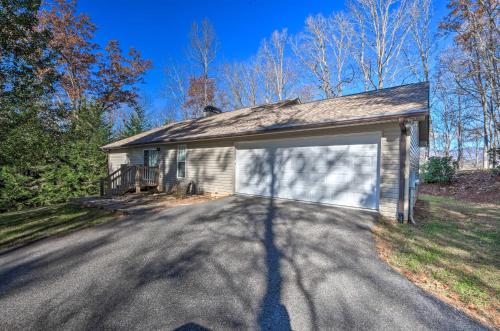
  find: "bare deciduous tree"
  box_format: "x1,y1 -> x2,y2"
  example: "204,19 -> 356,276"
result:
292,13 -> 352,98
241,59 -> 263,106
223,62 -> 246,108
350,0 -> 411,89
441,0 -> 499,168
407,0 -> 433,81
329,12 -> 354,95
187,18 -> 219,107
292,12 -> 352,98
187,18 -> 218,78
292,14 -> 334,98
433,79 -> 457,157
433,48 -> 481,168
259,29 -> 292,101
350,6 -> 371,91
163,62 -> 188,120
222,58 -> 265,109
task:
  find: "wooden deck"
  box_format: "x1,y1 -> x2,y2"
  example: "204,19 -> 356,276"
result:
100,165 -> 160,196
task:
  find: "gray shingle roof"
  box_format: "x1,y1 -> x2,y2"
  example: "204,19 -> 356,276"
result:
102,82 -> 429,150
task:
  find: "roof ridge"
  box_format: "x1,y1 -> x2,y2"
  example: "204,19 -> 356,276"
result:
249,98 -> 301,110
290,81 -> 430,108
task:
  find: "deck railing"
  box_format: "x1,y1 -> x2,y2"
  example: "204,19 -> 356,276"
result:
100,165 -> 160,196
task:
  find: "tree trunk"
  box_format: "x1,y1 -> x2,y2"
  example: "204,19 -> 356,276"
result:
475,136 -> 479,168
457,97 -> 463,169
483,118 -> 489,169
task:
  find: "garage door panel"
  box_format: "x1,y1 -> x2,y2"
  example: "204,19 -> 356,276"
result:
235,133 -> 380,210
238,179 -> 272,196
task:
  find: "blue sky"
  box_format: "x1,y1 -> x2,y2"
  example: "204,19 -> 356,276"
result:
77,0 -> 449,118
77,0 -> 346,115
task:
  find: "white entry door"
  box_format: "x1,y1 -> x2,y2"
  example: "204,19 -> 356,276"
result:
235,133 -> 380,209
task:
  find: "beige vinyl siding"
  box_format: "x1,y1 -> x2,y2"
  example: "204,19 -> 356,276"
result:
163,146 -> 177,192
108,152 -> 128,172
106,121 -> 402,219
185,141 -> 235,194
379,126 -> 400,218
108,144 -> 234,193
107,147 -> 143,171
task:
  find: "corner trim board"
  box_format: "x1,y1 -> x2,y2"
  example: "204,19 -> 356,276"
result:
398,118 -> 407,222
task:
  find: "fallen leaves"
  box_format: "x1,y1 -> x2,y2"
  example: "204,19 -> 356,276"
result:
419,170 -> 500,204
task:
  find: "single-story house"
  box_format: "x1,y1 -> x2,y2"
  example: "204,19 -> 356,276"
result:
102,82 -> 430,221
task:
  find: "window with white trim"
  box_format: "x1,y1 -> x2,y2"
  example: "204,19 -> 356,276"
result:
177,145 -> 186,178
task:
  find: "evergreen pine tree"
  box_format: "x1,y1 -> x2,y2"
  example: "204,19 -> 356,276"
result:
120,104 -> 151,138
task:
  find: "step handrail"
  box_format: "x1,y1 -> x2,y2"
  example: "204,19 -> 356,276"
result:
100,165 -> 159,196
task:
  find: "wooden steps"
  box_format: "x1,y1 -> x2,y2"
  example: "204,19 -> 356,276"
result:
100,165 -> 160,197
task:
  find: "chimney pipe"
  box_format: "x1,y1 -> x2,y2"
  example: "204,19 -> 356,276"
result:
203,105 -> 222,117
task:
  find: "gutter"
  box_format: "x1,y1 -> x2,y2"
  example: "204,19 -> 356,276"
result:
102,110 -> 428,152
398,118 -> 416,224
398,119 -> 407,223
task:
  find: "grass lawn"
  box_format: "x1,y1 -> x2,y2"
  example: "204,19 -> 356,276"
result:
0,203 -> 115,250
375,194 -> 500,329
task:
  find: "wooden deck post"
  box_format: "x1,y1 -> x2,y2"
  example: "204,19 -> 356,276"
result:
99,178 -> 104,196
155,166 -> 160,190
135,166 -> 141,193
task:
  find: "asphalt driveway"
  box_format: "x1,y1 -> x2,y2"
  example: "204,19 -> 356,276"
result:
0,196 -> 486,330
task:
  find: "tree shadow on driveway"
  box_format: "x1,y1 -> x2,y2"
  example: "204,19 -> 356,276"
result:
257,197 -> 292,331
0,196 -> 488,330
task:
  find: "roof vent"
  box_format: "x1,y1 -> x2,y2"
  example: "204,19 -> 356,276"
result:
203,105 -> 222,117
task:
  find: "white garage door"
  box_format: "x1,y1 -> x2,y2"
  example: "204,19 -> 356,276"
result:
235,133 -> 380,209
